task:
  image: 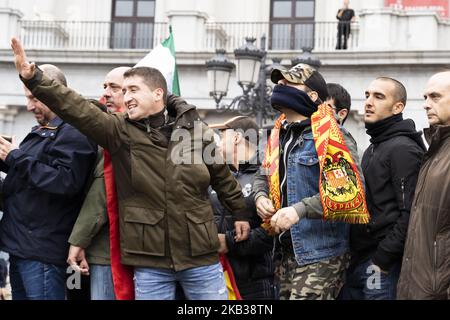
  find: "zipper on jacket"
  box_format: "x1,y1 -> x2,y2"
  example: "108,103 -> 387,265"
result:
144,119 -> 151,133
433,241 -> 437,267
400,178 -> 405,208
433,240 -> 438,291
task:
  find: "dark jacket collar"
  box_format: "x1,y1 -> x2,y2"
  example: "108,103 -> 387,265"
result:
424,125 -> 450,154
32,116 -> 63,132
48,116 -> 64,127
237,152 -> 260,174
367,116 -> 426,151
126,94 -> 199,131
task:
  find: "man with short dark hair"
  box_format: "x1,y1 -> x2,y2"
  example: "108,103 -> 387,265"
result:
0,63 -> 97,300
340,77 -> 426,300
11,38 -> 250,300
326,83 -> 352,125
209,116 -> 277,300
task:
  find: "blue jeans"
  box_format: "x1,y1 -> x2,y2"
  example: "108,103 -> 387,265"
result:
339,258 -> 401,300
90,264 -> 116,300
134,262 -> 228,300
9,255 -> 66,300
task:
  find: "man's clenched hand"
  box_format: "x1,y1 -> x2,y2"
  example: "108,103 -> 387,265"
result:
270,207 -> 299,233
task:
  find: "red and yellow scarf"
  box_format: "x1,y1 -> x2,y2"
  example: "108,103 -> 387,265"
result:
262,104 -> 369,233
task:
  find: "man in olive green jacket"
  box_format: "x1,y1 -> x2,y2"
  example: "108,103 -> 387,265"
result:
12,38 -> 250,300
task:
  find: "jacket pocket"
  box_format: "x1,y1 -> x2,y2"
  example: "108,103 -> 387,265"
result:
297,152 -> 319,166
122,207 -> 165,256
185,204 -> 220,257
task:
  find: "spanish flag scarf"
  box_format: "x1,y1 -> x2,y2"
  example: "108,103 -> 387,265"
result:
262,104 -> 369,234
220,254 -> 242,300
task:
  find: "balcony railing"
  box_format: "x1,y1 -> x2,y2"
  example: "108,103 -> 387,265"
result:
19,20 -> 168,50
18,20 -> 358,52
205,21 -> 359,52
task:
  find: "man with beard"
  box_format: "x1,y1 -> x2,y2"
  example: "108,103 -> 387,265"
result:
11,38 -> 250,300
0,64 -> 97,300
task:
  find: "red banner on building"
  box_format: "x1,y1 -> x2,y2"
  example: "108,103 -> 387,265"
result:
385,0 -> 450,17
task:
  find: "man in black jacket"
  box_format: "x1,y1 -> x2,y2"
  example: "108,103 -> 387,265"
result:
209,116 -> 276,300
336,0 -> 356,50
340,77 -> 426,300
0,64 -> 97,300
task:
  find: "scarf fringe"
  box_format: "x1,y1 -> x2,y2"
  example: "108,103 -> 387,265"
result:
324,212 -> 370,224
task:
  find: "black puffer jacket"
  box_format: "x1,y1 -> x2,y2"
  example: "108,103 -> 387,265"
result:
209,161 -> 276,300
351,115 -> 426,271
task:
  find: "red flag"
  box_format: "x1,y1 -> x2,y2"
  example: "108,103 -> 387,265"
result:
219,254 -> 242,300
104,150 -> 135,299
97,97 -> 134,299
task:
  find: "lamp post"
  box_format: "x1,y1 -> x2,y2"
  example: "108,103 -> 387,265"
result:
291,46 -> 322,69
206,36 -> 280,127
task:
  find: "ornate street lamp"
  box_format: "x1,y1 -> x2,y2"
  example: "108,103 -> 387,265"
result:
233,37 -> 265,92
206,49 -> 235,107
206,36 -> 280,127
291,46 -> 322,69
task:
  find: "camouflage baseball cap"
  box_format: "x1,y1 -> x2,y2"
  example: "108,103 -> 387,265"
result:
271,63 -> 329,102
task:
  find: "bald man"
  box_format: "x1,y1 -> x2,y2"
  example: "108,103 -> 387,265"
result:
397,71 -> 450,300
102,67 -> 131,112
0,64 -> 97,300
67,66 -> 130,300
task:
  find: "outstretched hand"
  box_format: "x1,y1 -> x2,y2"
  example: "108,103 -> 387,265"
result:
11,37 -> 35,80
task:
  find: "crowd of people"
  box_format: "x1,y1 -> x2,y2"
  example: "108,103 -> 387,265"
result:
0,37 -> 448,300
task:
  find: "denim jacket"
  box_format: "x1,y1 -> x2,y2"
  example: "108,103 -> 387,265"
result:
286,130 -> 349,266
254,127 -> 362,266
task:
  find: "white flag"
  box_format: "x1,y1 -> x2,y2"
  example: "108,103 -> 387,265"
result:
135,26 -> 180,95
